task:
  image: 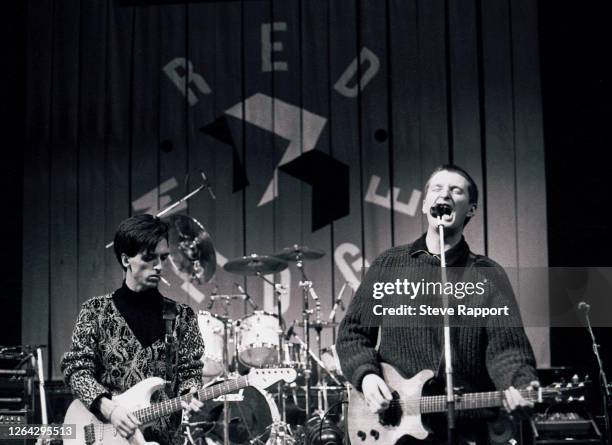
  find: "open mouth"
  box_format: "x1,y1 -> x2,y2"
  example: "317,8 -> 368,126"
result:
431,201 -> 454,219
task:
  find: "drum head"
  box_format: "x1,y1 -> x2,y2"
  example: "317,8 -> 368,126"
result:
238,346 -> 278,368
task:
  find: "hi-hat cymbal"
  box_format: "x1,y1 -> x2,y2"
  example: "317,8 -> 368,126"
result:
166,214 -> 216,283
273,244 -> 326,262
223,254 -> 288,276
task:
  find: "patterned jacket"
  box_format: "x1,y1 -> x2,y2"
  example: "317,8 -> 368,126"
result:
61,293 -> 204,444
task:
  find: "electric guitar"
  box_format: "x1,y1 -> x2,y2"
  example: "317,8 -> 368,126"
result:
347,363 -> 585,445
63,367 -> 297,445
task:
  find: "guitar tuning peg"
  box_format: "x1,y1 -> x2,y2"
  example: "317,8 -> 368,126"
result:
453,386 -> 465,396
572,374 -> 579,384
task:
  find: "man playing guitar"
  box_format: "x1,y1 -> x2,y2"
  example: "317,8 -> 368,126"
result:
61,215 -> 204,444
336,165 -> 539,444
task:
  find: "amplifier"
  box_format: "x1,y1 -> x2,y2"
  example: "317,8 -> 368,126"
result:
529,412 -> 603,445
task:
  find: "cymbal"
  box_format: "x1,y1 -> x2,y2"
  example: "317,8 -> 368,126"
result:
296,320 -> 338,329
273,244 -> 326,262
223,254 -> 288,276
166,214 -> 216,283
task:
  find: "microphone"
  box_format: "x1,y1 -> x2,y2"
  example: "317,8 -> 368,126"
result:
430,203 -> 452,218
285,320 -> 296,341
329,283 -> 348,320
235,283 -> 258,310
200,170 -> 216,200
578,301 -> 590,312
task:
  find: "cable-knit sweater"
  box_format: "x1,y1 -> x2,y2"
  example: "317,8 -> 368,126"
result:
336,234 -> 537,400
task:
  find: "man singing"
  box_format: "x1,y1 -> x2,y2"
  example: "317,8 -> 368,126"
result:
61,214 -> 204,444
336,165 -> 538,444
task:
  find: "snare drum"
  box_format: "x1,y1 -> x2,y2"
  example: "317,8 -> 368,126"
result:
197,311 -> 226,376
237,311 -> 280,367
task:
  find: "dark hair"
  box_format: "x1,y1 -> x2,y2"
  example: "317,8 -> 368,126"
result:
425,165 -> 478,225
113,214 -> 169,270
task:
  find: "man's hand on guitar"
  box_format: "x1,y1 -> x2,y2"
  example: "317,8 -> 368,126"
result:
362,373 -> 393,413
100,397 -> 141,439
503,380 -> 540,418
180,387 -> 204,414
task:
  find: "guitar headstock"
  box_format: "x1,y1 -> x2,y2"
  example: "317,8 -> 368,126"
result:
247,368 -> 297,389
540,379 -> 588,404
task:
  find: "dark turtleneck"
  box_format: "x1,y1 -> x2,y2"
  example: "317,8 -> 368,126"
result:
112,281 -> 165,348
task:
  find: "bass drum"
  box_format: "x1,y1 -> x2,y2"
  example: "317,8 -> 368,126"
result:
191,378 -> 280,445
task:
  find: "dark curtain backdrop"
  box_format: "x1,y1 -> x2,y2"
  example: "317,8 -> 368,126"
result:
23,0 -> 548,378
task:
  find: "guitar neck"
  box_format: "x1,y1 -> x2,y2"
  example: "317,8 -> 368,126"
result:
420,388 -> 542,414
133,375 -> 249,423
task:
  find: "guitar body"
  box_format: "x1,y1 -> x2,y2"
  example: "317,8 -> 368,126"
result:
348,363 -> 585,445
348,364 -> 434,445
63,377 -> 166,445
60,368 -> 297,445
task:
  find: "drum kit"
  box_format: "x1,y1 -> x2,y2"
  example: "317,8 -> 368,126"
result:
164,215 -> 349,445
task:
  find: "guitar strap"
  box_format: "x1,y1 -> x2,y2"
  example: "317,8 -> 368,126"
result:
162,299 -> 178,396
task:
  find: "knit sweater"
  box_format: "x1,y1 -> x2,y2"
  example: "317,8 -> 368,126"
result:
61,292 -> 204,444
336,234 -> 537,400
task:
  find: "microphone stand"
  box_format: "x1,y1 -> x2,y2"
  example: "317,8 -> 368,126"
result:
432,206 -> 456,445
105,170 -> 215,249
581,303 -> 611,445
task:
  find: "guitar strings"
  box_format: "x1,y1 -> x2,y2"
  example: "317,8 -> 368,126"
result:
378,389 -> 550,410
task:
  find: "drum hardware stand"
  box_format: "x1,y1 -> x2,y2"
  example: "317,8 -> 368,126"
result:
202,307 -> 243,445
312,322 -> 327,413
252,272 -> 295,444
290,332 -> 343,411
180,408 -> 197,445
295,255 -> 316,419
329,283 -> 349,344
105,169 -> 215,249
208,293 -> 249,314
250,421 -> 295,445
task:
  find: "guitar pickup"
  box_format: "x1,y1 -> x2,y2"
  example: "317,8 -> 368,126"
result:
378,391 -> 402,427
213,390 -> 245,402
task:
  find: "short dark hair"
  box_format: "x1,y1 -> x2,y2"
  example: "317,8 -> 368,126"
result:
113,214 -> 169,270
425,164 -> 478,205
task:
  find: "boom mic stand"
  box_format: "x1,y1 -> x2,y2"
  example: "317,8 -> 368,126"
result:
430,203 -> 456,445
579,302 -> 611,445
